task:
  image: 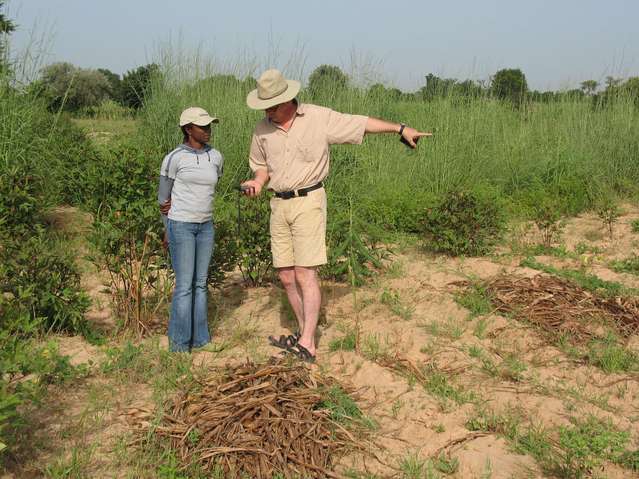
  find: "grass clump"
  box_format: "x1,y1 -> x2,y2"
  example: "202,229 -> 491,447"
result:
520,257 -> 633,297
466,406 -> 638,478
398,453 -> 440,479
318,385 -> 377,430
328,328 -> 357,352
454,281 -> 493,318
586,333 -> 639,373
631,219 -> 639,233
380,288 -> 414,320
422,365 -> 475,408
610,255 -> 639,276
558,415 -> 630,477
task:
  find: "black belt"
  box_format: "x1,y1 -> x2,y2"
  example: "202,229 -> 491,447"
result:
274,182 -> 323,199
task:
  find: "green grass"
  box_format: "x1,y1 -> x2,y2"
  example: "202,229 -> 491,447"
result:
138,52 -> 639,244
361,334 -> 389,361
631,219 -> 639,233
454,282 -> 493,318
317,385 -> 377,430
473,318 -> 489,339
466,406 -> 638,478
520,257 -> 635,297
45,444 -> 97,478
558,415 -> 631,477
398,453 -> 440,479
586,334 -> 639,373
422,365 -> 476,408
420,319 -> 465,340
72,118 -> 137,142
610,255 -> 639,275
380,288 -> 414,320
556,330 -> 638,374
328,328 -> 357,352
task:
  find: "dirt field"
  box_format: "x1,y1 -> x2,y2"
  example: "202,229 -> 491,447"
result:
5,205 -> 639,479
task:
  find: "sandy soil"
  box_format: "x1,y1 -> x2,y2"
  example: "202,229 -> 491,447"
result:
6,205 -> 639,478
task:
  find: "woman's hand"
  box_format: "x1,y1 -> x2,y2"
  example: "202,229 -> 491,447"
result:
160,198 -> 171,215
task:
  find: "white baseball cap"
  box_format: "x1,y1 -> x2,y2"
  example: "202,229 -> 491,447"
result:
179,107 -> 219,127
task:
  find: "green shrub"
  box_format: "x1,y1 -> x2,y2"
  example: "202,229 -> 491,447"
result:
420,188 -> 507,256
0,232 -> 90,334
528,195 -> 564,247
232,195 -> 272,286
322,200 -> 387,285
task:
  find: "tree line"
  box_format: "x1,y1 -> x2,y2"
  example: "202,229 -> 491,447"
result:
27,60 -> 639,115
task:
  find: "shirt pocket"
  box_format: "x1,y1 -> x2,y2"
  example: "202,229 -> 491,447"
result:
296,138 -> 325,163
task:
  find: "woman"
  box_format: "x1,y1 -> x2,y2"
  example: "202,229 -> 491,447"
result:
158,107 -> 223,352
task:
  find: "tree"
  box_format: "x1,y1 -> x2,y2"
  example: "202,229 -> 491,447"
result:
38,62 -> 111,112
491,68 -> 528,105
0,1 -> 15,75
580,80 -> 598,95
594,76 -> 639,109
307,64 -> 349,97
120,63 -> 160,109
97,68 -> 122,102
605,76 -> 622,89
367,83 -> 387,98
418,73 -> 457,100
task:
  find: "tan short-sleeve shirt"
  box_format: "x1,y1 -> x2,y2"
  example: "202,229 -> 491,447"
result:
249,103 -> 368,192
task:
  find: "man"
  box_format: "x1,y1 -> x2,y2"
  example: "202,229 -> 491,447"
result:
242,69 -> 430,362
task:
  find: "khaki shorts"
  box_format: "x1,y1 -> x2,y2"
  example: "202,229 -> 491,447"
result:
269,188 -> 327,268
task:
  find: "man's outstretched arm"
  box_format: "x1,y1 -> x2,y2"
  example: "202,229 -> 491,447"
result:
365,117 -> 432,148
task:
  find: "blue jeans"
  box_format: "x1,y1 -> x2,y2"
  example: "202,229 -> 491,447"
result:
167,219 -> 214,352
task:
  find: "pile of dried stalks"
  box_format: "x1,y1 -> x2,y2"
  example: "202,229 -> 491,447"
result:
483,275 -> 639,342
133,359 -> 367,478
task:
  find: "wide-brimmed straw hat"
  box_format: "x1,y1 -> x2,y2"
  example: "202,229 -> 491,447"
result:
179,107 -> 219,127
246,69 -> 301,110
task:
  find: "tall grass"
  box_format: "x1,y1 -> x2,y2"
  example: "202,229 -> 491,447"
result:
138,52 -> 639,234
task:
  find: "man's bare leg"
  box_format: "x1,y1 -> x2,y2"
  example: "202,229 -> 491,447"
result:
294,266 -> 321,356
278,267 -> 305,335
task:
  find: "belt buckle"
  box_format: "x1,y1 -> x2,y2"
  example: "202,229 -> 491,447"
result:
281,191 -> 295,200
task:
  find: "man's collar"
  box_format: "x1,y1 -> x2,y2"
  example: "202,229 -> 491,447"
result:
295,103 -> 306,116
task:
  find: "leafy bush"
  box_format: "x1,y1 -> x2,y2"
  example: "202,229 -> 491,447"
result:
420,188 -> 507,256
232,195 -> 273,286
322,200 -> 387,285
531,197 -> 564,248
85,143 -> 167,334
0,299 -> 84,456
1,232 -> 90,334
0,78 -> 95,457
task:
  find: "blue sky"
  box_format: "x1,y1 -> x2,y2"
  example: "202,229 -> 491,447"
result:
7,0 -> 639,91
